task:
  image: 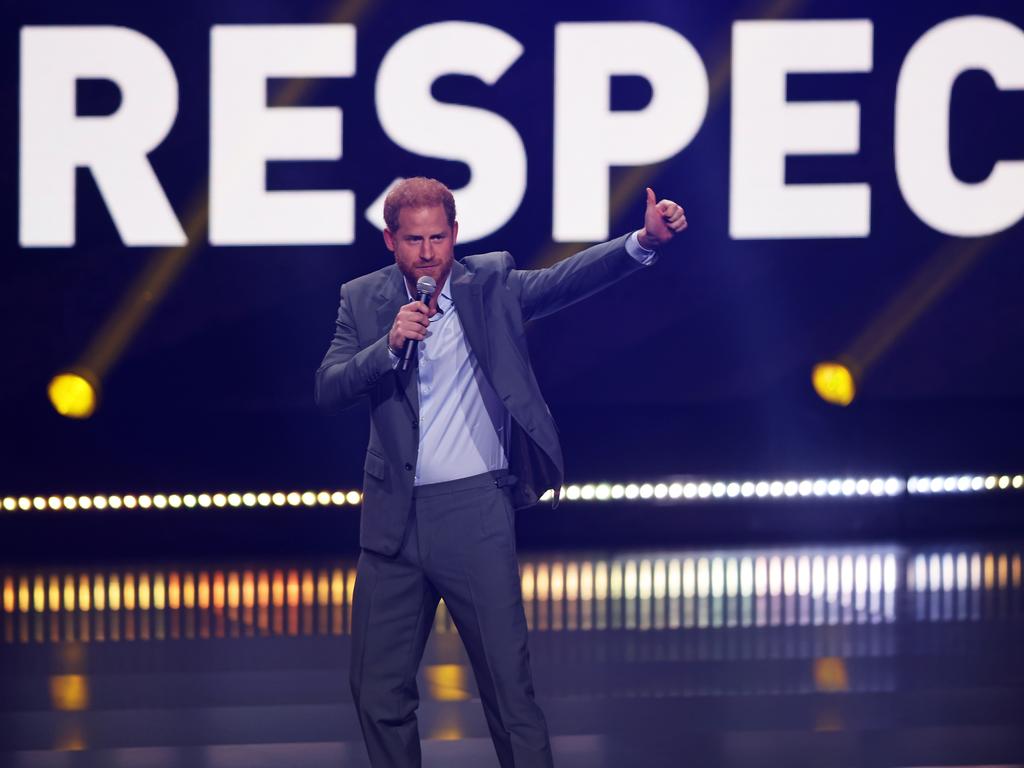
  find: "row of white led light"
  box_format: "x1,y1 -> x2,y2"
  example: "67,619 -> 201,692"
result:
907,474 -> 1024,494
545,476 -> 906,502
2,473 -> 1022,513
1,490 -> 363,512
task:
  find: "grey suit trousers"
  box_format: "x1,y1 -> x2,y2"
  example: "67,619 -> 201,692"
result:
349,470 -> 553,768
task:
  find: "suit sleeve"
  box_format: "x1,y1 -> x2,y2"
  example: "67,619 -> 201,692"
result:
314,282 -> 394,412
508,233 -> 647,322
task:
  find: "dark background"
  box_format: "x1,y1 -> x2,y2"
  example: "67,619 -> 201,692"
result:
2,0 -> 1023,499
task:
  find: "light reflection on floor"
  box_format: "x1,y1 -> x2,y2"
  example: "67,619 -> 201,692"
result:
3,546 -> 1021,645
1,543 -> 1023,767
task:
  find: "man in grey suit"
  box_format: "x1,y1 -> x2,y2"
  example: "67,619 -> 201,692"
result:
315,177 -> 686,767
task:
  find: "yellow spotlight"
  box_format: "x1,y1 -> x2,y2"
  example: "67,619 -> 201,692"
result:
812,361 -> 856,406
47,372 -> 99,419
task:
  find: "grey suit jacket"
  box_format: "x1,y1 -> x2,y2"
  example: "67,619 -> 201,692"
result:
315,232 -> 645,555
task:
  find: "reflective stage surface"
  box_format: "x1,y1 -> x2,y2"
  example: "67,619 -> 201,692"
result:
2,543 -> 1023,767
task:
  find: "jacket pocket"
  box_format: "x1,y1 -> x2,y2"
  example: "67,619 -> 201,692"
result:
363,450 -> 388,480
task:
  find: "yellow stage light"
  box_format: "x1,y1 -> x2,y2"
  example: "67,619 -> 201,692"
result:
812,362 -> 856,406
47,372 -> 98,419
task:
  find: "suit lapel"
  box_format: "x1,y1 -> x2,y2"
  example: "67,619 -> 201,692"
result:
376,267 -> 419,419
450,260 -> 491,374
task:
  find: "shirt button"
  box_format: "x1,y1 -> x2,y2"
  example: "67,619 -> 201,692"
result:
404,463 -> 413,471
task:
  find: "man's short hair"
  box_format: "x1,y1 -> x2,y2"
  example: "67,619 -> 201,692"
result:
383,177 -> 456,233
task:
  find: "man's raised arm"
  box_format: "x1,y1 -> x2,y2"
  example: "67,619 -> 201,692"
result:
512,186 -> 687,321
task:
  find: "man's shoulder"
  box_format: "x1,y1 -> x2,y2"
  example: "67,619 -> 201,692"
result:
460,250 -> 516,277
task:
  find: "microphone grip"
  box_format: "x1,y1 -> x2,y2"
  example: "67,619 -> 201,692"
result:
400,337 -> 416,371
400,291 -> 431,371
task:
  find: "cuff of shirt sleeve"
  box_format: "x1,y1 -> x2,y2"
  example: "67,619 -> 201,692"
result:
387,343 -> 401,369
626,230 -> 657,265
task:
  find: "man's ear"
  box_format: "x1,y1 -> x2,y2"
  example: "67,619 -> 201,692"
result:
451,220 -> 458,246
383,228 -> 396,253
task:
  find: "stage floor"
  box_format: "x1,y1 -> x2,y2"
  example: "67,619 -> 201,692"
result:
2,541 -> 1023,767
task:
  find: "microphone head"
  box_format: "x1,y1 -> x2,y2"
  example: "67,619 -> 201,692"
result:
415,275 -> 437,297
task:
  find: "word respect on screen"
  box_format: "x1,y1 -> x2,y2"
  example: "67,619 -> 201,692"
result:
18,17 -> 1024,247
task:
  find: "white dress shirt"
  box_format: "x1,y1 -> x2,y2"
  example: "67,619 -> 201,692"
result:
390,231 -> 656,485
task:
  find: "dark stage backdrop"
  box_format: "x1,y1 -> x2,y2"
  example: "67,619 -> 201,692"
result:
2,0 -> 1023,496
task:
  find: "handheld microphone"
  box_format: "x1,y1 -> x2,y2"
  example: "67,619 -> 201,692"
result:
401,275 -> 436,371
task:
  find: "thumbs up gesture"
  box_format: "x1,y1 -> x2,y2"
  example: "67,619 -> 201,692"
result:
637,187 -> 687,250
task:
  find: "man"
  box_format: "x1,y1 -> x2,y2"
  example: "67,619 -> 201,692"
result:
315,177 -> 686,767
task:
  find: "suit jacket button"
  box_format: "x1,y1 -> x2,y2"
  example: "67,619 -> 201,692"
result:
404,462 -> 413,471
